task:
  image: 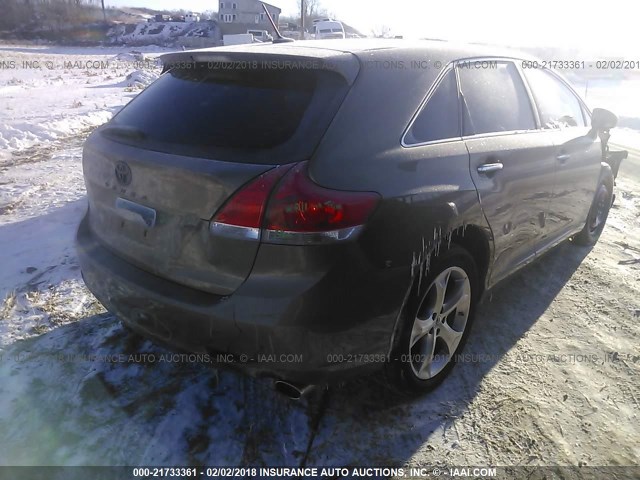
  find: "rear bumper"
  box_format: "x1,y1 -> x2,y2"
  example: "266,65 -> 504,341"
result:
76,214 -> 410,383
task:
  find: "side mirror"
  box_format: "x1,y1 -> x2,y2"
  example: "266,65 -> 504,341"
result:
591,108 -> 618,130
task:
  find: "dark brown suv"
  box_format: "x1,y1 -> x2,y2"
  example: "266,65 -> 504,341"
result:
76,39 -> 624,397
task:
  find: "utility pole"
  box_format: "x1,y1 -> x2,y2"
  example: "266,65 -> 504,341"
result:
101,0 -> 107,24
300,0 -> 305,39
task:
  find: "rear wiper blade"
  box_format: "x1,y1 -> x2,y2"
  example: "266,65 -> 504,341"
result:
102,125 -> 147,141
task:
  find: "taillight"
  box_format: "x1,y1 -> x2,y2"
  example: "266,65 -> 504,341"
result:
263,162 -> 380,244
210,165 -> 291,240
211,161 -> 380,245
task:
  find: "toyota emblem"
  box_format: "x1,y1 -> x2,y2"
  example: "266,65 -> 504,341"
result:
115,161 -> 132,186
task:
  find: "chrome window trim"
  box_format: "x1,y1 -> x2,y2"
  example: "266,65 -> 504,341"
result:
210,222 -> 260,241
401,136 -> 465,148
460,128 -> 546,141
210,222 -> 365,245
262,225 -> 364,245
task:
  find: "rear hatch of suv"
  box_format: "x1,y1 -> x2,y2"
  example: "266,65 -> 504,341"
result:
82,47 -> 359,295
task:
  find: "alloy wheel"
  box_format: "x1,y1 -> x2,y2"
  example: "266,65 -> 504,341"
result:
409,266 -> 471,380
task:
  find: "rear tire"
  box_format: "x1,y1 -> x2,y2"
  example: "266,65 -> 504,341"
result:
385,245 -> 479,395
573,177 -> 614,246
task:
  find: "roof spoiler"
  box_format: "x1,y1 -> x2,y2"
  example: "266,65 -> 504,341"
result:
160,49 -> 360,85
261,2 -> 294,43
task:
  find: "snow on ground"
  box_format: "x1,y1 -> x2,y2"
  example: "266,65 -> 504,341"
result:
0,45 -> 639,472
0,45 -> 165,163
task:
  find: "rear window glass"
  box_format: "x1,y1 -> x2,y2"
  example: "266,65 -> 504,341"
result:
107,62 -> 349,162
405,69 -> 460,145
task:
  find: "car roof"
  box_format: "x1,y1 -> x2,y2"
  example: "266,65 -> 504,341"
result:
161,39 -> 537,90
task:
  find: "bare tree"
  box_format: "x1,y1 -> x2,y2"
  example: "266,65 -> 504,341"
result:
0,0 -> 107,32
303,0 -> 321,20
371,24 -> 391,38
301,0 -> 329,33
200,10 -> 217,21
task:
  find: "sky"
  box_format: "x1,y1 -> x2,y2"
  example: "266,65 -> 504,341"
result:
105,0 -> 638,55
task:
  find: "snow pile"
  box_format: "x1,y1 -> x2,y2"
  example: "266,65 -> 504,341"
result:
125,69 -> 159,88
112,51 -> 145,63
185,24 -> 219,38
0,46 -> 164,161
0,111 -> 114,154
108,21 -> 220,46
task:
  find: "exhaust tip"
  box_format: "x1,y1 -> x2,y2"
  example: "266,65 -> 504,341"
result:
274,380 -> 315,400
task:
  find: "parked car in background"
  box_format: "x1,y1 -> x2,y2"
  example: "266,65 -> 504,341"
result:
185,13 -> 200,22
246,29 -> 273,42
77,40 -> 624,399
312,20 -> 345,39
223,33 -> 255,46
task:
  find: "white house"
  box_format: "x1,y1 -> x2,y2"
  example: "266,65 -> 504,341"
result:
218,0 -> 281,35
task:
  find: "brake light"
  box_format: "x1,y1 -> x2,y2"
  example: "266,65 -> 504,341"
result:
211,165 -> 291,240
211,162 -> 380,244
265,161 -> 379,230
215,166 -> 292,228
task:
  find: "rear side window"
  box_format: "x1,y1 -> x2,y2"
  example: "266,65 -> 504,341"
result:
405,69 -> 460,145
108,63 -> 349,163
458,62 -> 536,136
523,68 -> 586,128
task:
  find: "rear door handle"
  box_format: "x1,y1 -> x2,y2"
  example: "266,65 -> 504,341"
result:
556,153 -> 570,164
477,162 -> 504,174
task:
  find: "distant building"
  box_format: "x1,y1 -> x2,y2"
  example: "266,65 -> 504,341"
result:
218,0 -> 281,35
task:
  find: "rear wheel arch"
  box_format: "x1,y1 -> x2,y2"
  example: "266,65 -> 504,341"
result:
573,168 -> 615,246
385,244 -> 480,393
386,223 -> 491,362
447,224 -> 491,297
405,224 -> 491,308
598,162 -> 615,190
